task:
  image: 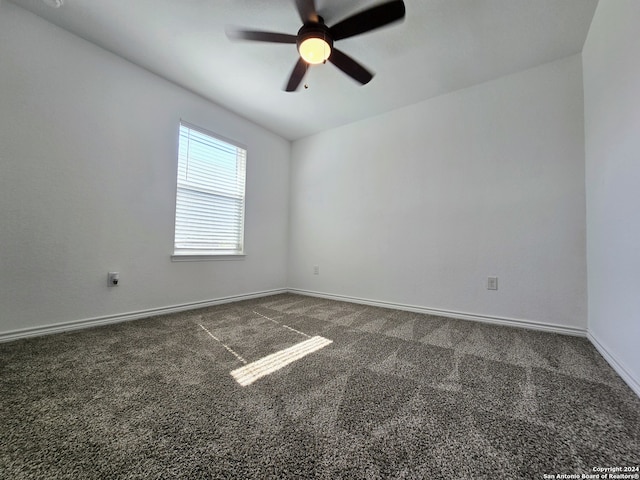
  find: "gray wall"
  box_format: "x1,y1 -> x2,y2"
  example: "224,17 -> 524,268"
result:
289,55 -> 587,331
583,0 -> 640,394
0,1 -> 290,334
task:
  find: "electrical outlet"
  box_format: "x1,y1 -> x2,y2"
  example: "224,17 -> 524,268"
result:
108,272 -> 120,287
313,265 -> 319,275
487,276 -> 498,290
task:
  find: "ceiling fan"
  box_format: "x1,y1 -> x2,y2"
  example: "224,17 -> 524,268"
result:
227,0 -> 406,91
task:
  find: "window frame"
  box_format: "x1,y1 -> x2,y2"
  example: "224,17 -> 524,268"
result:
171,120 -> 247,262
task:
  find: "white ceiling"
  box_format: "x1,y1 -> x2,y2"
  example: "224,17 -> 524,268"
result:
9,0 -> 598,140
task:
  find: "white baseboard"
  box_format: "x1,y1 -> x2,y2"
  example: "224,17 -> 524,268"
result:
0,288 -> 585,343
4,287 -> 637,399
290,289 -> 640,398
288,288 -> 587,337
587,331 -> 640,398
4,287 -> 637,398
0,288 -> 287,343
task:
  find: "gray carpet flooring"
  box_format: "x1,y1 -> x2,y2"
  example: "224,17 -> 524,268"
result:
1,293 -> 639,479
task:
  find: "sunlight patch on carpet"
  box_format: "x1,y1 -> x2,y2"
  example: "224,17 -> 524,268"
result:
230,336 -> 333,386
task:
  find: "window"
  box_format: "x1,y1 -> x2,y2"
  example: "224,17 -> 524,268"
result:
173,121 -> 247,258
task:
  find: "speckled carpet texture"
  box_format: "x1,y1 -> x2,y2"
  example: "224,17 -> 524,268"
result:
1,293 -> 639,479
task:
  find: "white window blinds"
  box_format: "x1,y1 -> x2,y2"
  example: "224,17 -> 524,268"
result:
174,122 -> 247,255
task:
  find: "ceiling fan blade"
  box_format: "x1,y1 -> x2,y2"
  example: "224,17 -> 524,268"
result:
285,58 -> 308,92
328,48 -> 374,85
329,0 -> 405,41
226,28 -> 297,44
295,0 -> 319,23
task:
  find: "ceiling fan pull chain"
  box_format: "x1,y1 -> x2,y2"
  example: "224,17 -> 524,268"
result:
323,30 -> 328,64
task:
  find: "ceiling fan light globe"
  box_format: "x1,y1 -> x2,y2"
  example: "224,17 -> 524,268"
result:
299,37 -> 331,65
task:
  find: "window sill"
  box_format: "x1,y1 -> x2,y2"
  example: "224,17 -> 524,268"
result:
171,253 -> 246,262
